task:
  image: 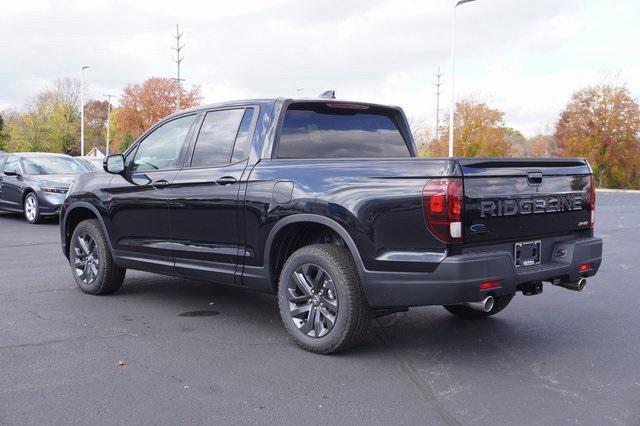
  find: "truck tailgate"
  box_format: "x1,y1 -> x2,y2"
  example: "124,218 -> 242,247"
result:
460,158 -> 594,244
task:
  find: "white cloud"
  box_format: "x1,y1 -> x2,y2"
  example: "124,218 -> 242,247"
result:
1,0 -> 639,137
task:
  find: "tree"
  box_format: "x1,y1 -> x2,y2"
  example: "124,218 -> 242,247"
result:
504,128 -> 526,157
1,110 -> 28,152
410,118 -> 434,157
84,99 -> 110,151
120,132 -> 134,152
0,113 -> 7,151
527,134 -> 555,157
430,98 -> 509,157
555,83 -> 640,188
50,78 -> 81,155
5,78 -> 82,154
14,91 -> 56,152
114,77 -> 201,147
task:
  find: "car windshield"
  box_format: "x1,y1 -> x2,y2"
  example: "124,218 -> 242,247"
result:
77,158 -> 103,171
22,156 -> 86,175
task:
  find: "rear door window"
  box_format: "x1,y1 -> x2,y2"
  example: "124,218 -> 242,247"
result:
277,104 -> 410,159
190,109 -> 245,168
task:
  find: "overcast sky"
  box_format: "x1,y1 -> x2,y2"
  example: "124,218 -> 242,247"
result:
1,0 -> 639,136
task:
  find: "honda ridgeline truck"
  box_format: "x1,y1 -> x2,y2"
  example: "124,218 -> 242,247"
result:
60,97 -> 603,353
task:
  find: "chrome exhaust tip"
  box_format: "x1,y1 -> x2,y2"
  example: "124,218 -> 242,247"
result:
577,278 -> 587,291
464,296 -> 495,312
556,278 -> 587,292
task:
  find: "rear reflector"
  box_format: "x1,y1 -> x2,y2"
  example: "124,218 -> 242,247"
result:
480,280 -> 501,290
450,221 -> 462,239
422,178 -> 464,243
579,263 -> 592,272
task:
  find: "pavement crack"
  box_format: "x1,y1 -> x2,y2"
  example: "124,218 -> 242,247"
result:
0,338 -> 74,350
28,310 -> 49,320
376,331 -> 461,426
0,241 -> 60,249
0,332 -> 134,351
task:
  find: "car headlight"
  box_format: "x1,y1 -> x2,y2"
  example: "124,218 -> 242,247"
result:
40,187 -> 69,194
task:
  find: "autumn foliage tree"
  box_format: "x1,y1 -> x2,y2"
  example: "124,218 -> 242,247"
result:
555,83 -> 640,188
113,77 -> 201,151
84,99 -> 110,151
410,118 -> 434,157
527,134 -> 555,157
430,98 -> 509,157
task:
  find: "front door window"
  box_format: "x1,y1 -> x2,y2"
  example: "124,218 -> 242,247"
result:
130,115 -> 196,172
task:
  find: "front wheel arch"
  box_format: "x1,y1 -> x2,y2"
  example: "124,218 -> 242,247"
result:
21,188 -> 36,206
63,203 -> 112,260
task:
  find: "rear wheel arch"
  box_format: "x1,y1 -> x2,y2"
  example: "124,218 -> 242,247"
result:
265,214 -> 365,290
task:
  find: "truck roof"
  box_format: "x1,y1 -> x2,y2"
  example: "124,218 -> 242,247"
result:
165,97 -> 402,121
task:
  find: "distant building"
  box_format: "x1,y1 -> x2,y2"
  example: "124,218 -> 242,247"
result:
86,147 -> 105,158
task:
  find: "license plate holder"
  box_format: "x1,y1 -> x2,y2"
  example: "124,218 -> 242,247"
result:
514,240 -> 541,268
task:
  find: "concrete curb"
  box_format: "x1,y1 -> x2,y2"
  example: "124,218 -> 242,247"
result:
596,188 -> 640,193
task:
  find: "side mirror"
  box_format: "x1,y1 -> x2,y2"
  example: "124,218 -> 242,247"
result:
104,154 -> 125,174
3,169 -> 18,176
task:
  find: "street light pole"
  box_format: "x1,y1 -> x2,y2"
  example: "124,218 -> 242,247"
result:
448,0 -> 477,157
80,65 -> 90,156
104,94 -> 113,156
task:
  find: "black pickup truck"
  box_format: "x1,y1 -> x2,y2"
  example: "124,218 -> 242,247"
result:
60,98 -> 602,353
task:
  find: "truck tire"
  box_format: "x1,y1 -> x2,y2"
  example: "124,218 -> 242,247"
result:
69,219 -> 126,295
443,294 -> 514,319
278,244 -> 370,354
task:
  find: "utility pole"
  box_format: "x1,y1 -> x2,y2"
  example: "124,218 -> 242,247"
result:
434,66 -> 443,141
172,24 -> 185,112
104,94 -> 113,156
80,65 -> 90,157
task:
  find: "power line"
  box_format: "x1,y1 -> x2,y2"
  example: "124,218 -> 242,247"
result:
434,66 -> 443,141
172,24 -> 185,112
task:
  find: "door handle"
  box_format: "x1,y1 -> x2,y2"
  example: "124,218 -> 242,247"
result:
152,179 -> 170,189
215,176 -> 237,186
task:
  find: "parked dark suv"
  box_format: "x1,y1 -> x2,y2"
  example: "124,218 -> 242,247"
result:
60,98 -> 602,353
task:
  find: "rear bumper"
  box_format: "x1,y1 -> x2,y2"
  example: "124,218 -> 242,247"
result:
361,237 -> 603,308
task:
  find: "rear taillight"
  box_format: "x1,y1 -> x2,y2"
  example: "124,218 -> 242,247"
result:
422,178 -> 463,243
589,175 -> 595,228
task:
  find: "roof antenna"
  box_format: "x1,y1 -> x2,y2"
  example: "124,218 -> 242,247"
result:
319,90 -> 336,99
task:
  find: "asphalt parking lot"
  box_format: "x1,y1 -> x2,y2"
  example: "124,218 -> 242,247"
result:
1,191 -> 639,425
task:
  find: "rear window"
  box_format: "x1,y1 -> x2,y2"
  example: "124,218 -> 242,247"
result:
277,104 -> 410,159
